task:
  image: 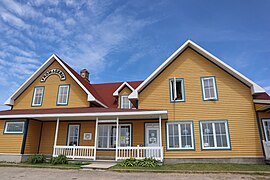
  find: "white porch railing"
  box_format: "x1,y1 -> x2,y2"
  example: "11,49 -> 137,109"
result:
116,146 -> 164,162
53,145 -> 95,160
263,140 -> 270,160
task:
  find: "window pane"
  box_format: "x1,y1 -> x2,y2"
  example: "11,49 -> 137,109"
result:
32,87 -> 43,105
168,124 -> 179,148
264,121 -> 270,141
6,122 -> 24,133
121,95 -> 131,109
203,78 -> 216,99
170,79 -> 184,101
119,126 -> 131,147
202,123 -> 214,147
68,125 -> 79,146
180,123 -> 192,148
58,85 -> 69,104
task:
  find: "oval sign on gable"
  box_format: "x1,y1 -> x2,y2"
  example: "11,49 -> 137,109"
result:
40,68 -> 66,82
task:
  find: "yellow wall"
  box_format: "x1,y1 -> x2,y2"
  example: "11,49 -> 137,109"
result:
139,48 -> 263,158
13,60 -> 89,109
39,121 -> 96,154
0,120 -> 23,154
24,120 -> 42,154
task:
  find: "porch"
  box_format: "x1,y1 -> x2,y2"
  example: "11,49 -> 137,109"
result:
52,117 -> 165,161
0,108 -> 167,162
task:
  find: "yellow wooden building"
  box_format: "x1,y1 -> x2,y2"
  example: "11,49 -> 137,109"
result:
0,40 -> 269,163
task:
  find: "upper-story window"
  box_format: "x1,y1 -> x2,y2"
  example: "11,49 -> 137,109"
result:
57,84 -> 70,106
201,76 -> 218,101
32,86 -> 44,106
169,78 -> 185,102
120,95 -> 132,109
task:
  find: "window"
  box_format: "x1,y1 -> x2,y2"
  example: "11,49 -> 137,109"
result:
4,121 -> 25,134
97,124 -> 131,149
200,121 -> 230,149
201,77 -> 218,100
32,86 -> 44,106
120,95 -> 132,109
166,122 -> 194,150
263,119 -> 270,141
57,85 -> 70,105
67,125 -> 80,146
169,78 -> 185,102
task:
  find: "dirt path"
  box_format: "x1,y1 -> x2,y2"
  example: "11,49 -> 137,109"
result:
0,167 -> 268,180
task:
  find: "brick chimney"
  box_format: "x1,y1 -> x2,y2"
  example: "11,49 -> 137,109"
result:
80,69 -> 90,83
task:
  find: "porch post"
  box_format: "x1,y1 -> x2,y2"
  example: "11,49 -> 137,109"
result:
53,117 -> 60,157
94,117 -> 99,160
115,117 -> 119,161
159,115 -> 163,162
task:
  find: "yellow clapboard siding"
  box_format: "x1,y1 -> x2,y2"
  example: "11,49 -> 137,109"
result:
39,121 -> 96,154
13,60 -> 89,109
0,120 -> 23,154
24,120 -> 42,154
139,47 -> 263,158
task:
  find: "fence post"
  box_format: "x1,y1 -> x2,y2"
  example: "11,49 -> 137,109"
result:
72,145 -> 75,160
137,145 -> 140,158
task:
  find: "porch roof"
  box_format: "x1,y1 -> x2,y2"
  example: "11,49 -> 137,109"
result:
0,107 -> 168,120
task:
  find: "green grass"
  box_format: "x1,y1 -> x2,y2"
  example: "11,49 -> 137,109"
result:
0,161 -> 90,169
112,163 -> 270,172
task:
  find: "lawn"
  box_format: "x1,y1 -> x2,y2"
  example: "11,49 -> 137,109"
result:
112,163 -> 270,172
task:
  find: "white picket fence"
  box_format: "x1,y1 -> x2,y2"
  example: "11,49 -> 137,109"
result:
263,140 -> 270,160
116,146 -> 164,162
53,145 -> 95,160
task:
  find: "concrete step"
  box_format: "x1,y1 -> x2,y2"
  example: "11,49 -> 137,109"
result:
81,162 -> 117,170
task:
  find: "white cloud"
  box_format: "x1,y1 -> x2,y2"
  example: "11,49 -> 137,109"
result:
1,12 -> 28,29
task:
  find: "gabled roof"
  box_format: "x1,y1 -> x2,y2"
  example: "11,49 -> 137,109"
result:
5,54 -> 107,108
129,40 -> 265,99
91,81 -> 142,108
113,82 -> 136,96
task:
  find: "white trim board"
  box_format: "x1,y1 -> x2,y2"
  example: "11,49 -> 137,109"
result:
113,82 -> 135,96
0,110 -> 168,119
129,40 -> 265,99
5,54 -> 107,108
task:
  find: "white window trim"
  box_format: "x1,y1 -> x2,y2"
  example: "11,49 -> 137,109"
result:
169,78 -> 185,102
97,124 -> 132,149
201,77 -> 218,100
67,124 -> 80,146
4,121 -> 25,134
32,86 -> 44,106
120,95 -> 132,109
262,119 -> 270,141
166,121 -> 194,150
57,84 -> 70,105
200,121 -> 231,150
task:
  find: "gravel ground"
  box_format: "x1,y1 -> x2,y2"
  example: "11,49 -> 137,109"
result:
0,167 -> 269,180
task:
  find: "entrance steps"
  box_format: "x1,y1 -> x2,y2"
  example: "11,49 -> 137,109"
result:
81,160 -> 117,170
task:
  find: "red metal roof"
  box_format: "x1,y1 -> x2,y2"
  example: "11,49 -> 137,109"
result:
0,107 -> 161,115
57,56 -> 143,108
254,92 -> 270,100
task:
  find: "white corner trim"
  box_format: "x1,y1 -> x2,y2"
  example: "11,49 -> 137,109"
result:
5,54 -> 107,108
113,82 -> 135,96
132,40 -> 265,99
128,90 -> 138,100
0,110 -> 168,119
253,99 -> 270,104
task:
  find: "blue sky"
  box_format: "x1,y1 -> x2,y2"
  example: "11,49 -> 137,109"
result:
0,0 -> 270,110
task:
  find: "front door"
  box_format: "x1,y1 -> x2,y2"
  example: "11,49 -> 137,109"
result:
145,123 -> 160,147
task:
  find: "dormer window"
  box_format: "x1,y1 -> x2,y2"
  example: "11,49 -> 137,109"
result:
57,84 -> 70,106
120,95 -> 132,109
32,86 -> 44,106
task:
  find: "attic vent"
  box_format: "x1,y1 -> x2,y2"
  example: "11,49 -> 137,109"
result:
80,69 -> 90,83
